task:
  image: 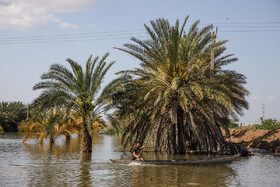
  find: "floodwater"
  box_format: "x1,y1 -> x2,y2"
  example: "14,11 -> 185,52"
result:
0,133 -> 279,187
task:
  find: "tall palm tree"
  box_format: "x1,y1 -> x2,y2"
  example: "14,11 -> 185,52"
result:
32,53 -> 116,152
113,16 -> 249,154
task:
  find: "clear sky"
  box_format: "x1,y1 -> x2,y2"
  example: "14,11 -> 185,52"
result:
0,0 -> 279,124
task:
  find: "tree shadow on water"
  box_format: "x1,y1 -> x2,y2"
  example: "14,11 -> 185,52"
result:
130,163 -> 239,187
79,152 -> 92,187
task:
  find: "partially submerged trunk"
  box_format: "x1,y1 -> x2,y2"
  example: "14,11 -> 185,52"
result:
82,118 -> 92,152
49,136 -> 55,144
219,142 -> 251,156
171,106 -> 187,154
66,134 -> 71,143
172,121 -> 186,154
176,108 -> 186,154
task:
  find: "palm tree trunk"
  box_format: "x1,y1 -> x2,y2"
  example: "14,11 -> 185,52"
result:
176,108 -> 186,154
186,104 -> 205,151
172,122 -> 178,153
82,117 -> 92,152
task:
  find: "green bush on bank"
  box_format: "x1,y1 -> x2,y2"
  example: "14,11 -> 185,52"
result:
227,122 -> 240,129
99,127 -> 116,135
99,126 -> 127,137
228,118 -> 280,130
254,118 -> 280,130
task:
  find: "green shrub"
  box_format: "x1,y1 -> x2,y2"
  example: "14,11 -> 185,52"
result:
254,118 -> 280,130
227,119 -> 241,129
227,122 -> 240,129
99,127 -> 116,135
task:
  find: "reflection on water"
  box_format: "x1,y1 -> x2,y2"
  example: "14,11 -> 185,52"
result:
0,133 -> 280,187
129,164 -> 235,186
80,153 -> 92,187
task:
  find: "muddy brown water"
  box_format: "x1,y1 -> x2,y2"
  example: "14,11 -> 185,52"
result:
0,133 -> 279,187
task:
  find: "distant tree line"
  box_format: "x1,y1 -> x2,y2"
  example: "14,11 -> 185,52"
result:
0,101 -> 27,132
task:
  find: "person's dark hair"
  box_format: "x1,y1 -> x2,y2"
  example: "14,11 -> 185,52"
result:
136,141 -> 142,146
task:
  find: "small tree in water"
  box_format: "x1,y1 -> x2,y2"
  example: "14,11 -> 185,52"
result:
113,16 -> 249,154
21,110 -> 63,144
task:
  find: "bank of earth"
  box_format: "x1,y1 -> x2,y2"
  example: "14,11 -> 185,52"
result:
225,128 -> 280,155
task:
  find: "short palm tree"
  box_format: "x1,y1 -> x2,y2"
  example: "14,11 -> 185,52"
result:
60,113 -> 82,143
22,111 -> 62,144
32,53 -> 116,152
21,110 -> 84,144
113,16 -> 249,153
65,112 -> 105,140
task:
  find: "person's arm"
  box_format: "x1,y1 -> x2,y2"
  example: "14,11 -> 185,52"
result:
138,146 -> 144,157
133,151 -> 139,158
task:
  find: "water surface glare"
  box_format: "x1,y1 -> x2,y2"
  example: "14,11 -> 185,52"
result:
0,133 -> 279,187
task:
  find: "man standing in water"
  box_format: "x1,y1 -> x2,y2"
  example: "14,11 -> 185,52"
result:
132,141 -> 145,161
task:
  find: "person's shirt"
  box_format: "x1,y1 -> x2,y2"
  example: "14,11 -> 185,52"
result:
132,146 -> 141,157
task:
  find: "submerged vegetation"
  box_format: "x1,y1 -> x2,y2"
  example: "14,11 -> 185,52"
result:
19,109 -> 105,144
20,110 -> 66,144
19,110 -> 82,144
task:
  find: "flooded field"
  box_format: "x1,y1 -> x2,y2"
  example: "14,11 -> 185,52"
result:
0,133 -> 279,187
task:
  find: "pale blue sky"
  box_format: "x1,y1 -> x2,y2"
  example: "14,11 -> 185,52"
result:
0,0 -> 280,124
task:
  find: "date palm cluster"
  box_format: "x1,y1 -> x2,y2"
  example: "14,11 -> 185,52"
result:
111,16 -> 249,153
